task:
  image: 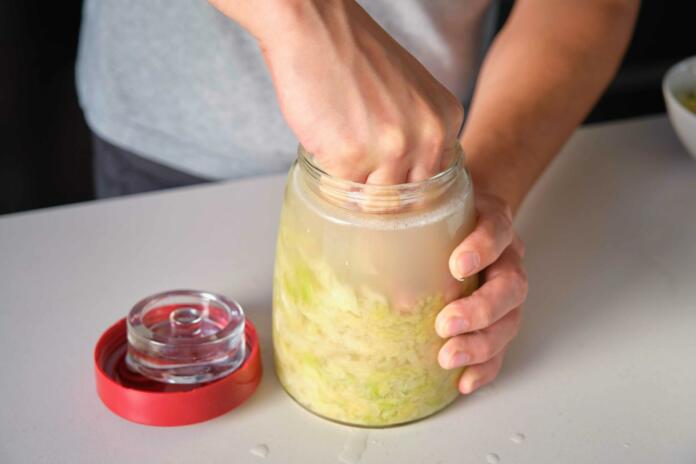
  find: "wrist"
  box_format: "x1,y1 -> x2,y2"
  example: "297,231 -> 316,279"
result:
249,0 -> 346,50
210,0 -> 336,46
460,131 -> 528,215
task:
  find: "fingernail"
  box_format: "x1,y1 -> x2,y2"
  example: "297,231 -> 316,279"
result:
448,317 -> 469,335
461,378 -> 480,394
436,317 -> 448,337
457,251 -> 479,279
449,351 -> 470,368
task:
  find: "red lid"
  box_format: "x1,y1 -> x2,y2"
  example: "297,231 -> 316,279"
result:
94,317 -> 262,426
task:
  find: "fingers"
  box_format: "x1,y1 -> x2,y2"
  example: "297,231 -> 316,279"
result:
449,194 -> 514,280
458,349 -> 506,394
318,159 -> 370,184
436,246 -> 527,337
438,306 -> 522,370
322,103 -> 464,185
437,193 -> 522,395
365,162 -> 410,185
364,97 -> 463,185
407,104 -> 464,183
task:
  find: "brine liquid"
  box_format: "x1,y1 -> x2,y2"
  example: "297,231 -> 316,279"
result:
272,164 -> 477,426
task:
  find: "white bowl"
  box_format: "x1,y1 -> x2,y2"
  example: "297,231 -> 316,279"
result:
663,55 -> 696,160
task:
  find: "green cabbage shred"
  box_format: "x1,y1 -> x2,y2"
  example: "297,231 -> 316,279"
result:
272,225 -> 463,427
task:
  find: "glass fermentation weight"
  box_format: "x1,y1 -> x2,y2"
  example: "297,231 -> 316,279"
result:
126,290 -> 246,384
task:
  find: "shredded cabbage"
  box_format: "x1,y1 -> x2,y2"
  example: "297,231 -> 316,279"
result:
272,225 -> 468,426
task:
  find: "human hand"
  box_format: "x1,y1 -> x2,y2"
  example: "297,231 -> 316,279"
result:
210,0 -> 463,184
436,192 -> 528,394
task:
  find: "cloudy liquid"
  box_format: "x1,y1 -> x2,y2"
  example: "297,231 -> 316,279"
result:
272,162 -> 477,426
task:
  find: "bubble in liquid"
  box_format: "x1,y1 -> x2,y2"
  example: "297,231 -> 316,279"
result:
511,433 -> 526,444
485,452 -> 500,463
249,444 -> 270,458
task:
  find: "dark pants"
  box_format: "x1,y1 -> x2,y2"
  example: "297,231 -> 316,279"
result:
92,133 -> 208,199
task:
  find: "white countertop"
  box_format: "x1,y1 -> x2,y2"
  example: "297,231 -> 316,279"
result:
1,116 -> 695,463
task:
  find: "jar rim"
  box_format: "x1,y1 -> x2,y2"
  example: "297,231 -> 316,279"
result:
298,143 -> 463,189
297,143 -> 465,213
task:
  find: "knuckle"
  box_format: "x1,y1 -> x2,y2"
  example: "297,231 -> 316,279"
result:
477,219 -> 503,259
334,138 -> 364,163
480,194 -> 513,221
378,124 -> 408,161
491,215 -> 515,253
509,267 -> 529,300
417,118 -> 448,176
492,209 -> 514,234
421,115 -> 447,148
492,195 -> 512,218
431,121 -> 447,147
421,152 -> 443,176
478,192 -> 501,208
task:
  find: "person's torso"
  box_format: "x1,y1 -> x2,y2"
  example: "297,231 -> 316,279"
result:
77,0 -> 496,180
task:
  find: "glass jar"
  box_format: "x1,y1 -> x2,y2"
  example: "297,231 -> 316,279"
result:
272,144 -> 478,427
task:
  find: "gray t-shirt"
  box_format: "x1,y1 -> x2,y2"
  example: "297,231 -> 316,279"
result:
76,0 -> 495,180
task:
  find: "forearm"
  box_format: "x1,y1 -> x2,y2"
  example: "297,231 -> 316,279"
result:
461,0 -> 639,213
211,0 -> 465,184
208,0 -> 304,44
209,0 -> 347,53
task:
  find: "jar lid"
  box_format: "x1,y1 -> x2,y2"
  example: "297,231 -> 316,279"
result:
93,290 -> 262,426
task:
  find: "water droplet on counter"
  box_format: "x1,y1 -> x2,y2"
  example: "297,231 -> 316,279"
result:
249,444 -> 269,458
339,430 -> 369,464
485,452 -> 500,464
510,433 -> 526,444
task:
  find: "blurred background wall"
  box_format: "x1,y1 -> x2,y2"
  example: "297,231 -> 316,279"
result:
1,0 -> 693,215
